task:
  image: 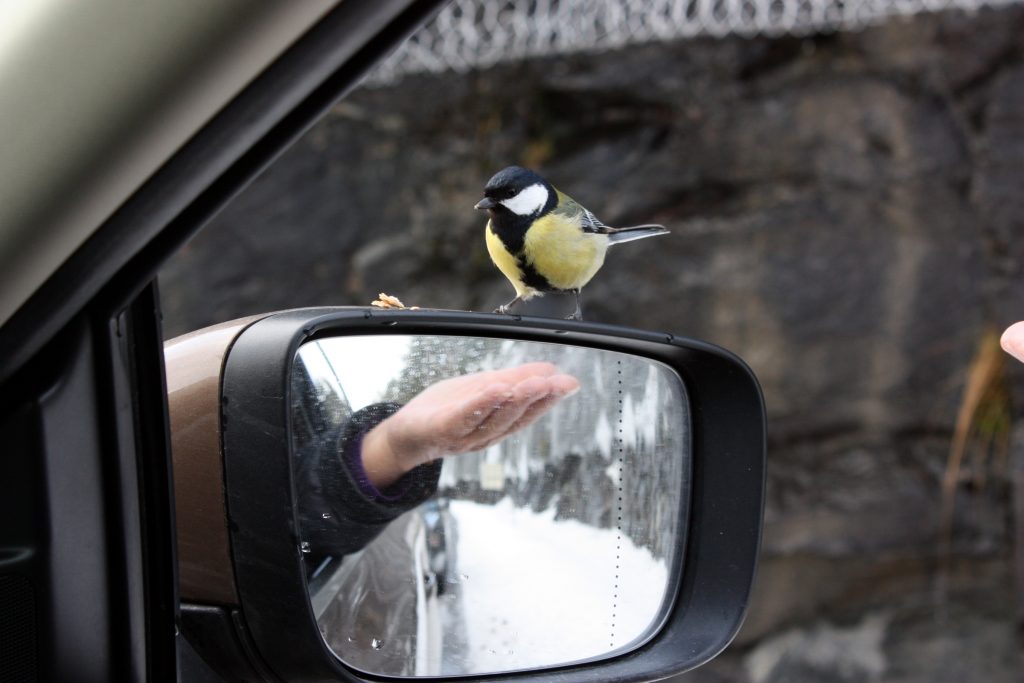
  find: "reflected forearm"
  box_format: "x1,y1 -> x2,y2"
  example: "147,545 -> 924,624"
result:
360,421 -> 409,489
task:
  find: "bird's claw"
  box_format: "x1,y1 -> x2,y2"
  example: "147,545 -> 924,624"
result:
494,305 -> 510,314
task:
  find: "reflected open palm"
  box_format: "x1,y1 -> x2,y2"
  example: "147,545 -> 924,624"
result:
362,362 -> 580,486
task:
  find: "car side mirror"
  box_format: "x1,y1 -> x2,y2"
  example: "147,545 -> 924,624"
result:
166,308 -> 765,682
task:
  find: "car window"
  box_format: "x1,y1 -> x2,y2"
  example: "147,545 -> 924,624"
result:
160,2 -> 1024,682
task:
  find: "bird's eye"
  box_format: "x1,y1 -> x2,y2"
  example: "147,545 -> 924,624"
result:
505,189 -> 517,199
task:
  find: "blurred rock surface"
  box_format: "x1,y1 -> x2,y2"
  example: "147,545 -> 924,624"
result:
160,6 -> 1024,681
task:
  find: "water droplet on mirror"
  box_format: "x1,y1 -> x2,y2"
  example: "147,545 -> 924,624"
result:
321,512 -> 332,519
300,541 -> 311,554
371,638 -> 383,650
346,636 -> 355,643
461,573 -> 469,581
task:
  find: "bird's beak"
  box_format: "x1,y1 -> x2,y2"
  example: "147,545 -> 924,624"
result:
474,197 -> 497,210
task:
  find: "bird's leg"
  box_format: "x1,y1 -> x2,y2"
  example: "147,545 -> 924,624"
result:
494,295 -> 523,314
567,289 -> 583,320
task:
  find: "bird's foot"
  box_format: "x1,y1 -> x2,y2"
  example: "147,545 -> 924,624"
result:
495,296 -> 524,315
568,289 -> 583,321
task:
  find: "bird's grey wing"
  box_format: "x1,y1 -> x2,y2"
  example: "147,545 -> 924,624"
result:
552,189 -> 613,234
552,188 -> 668,242
580,207 -> 613,234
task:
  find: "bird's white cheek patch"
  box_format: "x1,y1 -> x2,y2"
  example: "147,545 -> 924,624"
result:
501,183 -> 549,216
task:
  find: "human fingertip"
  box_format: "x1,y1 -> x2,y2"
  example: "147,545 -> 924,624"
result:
1001,322 -> 1024,364
551,377 -> 580,398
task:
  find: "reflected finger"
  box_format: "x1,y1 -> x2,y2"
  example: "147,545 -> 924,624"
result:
461,377 -> 551,451
444,382 -> 512,438
548,373 -> 579,397
482,362 -> 559,386
501,394 -> 560,436
502,377 -> 578,435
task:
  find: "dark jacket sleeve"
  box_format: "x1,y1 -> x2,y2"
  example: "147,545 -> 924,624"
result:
294,402 -> 442,560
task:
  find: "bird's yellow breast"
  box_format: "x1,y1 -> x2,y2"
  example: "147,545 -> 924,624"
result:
523,212 -> 608,290
486,222 -> 530,296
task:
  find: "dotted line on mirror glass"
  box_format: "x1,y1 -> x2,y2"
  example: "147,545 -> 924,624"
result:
612,359 -> 623,649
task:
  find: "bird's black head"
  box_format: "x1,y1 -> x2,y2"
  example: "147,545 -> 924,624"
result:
474,166 -> 556,219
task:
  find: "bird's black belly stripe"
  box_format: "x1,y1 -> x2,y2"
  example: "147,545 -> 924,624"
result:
517,256 -> 556,292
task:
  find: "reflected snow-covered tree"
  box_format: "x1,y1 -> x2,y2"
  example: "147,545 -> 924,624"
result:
296,335 -> 690,560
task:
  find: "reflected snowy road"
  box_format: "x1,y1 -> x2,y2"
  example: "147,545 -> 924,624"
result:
446,499 -> 669,673
315,497 -> 670,676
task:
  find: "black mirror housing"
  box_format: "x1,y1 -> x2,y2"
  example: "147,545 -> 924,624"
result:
215,307 -> 765,682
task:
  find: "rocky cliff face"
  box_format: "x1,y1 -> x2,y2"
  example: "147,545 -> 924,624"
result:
160,6 -> 1024,681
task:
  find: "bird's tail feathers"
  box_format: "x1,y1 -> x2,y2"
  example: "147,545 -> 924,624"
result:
607,224 -> 669,245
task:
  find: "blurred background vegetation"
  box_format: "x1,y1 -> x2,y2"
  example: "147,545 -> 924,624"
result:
160,1 -> 1024,681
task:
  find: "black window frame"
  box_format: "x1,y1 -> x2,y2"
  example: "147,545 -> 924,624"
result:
0,2 -> 450,680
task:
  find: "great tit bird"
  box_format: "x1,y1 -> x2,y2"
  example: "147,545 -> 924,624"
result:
474,166 -> 668,320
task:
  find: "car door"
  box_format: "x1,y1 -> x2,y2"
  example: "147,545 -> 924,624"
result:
0,2 -> 449,680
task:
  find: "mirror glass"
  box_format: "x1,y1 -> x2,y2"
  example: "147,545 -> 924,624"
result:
290,334 -> 690,677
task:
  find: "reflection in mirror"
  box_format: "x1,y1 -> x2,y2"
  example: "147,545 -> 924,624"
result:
290,335 -> 690,677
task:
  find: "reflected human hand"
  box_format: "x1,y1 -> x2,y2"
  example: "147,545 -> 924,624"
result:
361,362 -> 580,489
1001,322 -> 1024,364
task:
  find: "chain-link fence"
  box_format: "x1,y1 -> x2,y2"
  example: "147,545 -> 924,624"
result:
366,0 -> 1021,83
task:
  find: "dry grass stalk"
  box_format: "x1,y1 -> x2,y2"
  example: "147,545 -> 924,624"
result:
938,328 -> 1012,588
